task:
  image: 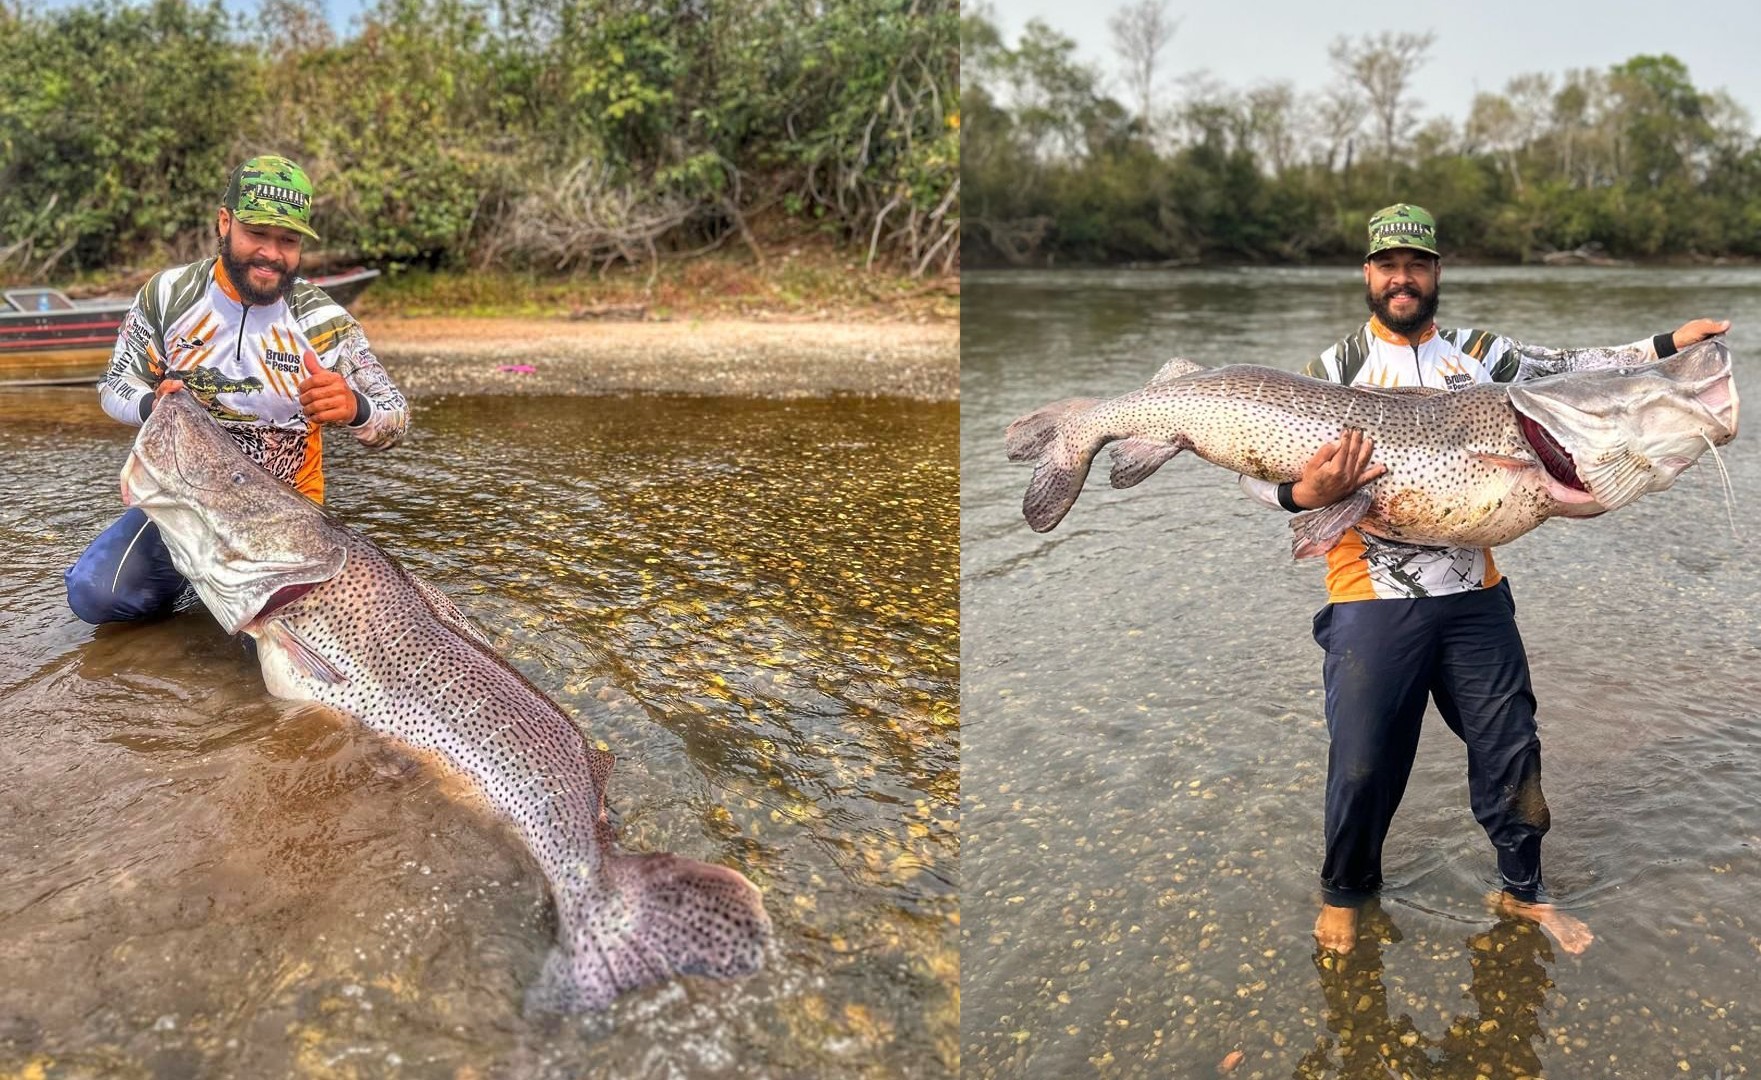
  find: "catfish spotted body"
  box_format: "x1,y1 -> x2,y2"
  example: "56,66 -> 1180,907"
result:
120,390 -> 771,1013
1007,341 -> 1739,555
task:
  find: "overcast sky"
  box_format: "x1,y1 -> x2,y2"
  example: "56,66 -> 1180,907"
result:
981,0 -> 1761,123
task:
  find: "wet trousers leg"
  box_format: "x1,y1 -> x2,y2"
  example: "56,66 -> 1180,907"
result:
1314,596 -> 1434,907
1428,580 -> 1549,902
63,508 -> 188,624
1314,581 -> 1549,905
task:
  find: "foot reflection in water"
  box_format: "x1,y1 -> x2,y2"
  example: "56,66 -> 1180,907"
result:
1295,905 -> 1554,1079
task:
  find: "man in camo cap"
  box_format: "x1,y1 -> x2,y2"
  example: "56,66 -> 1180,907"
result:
1365,203 -> 1440,258
68,154 -> 409,624
225,154 -> 322,242
1238,201 -> 1729,958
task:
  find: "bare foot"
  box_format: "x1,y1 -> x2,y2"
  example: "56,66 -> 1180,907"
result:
1491,892 -> 1595,955
1314,903 -> 1359,953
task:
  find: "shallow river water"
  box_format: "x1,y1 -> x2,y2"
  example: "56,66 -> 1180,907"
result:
962,266 -> 1761,1079
0,390 -> 958,1078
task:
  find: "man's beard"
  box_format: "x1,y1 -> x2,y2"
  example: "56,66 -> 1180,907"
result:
218,230 -> 295,306
1366,282 -> 1440,336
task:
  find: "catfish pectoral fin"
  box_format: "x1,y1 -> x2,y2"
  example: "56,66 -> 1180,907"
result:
1288,489 -> 1374,559
261,619 -> 349,685
1577,447 -> 1652,511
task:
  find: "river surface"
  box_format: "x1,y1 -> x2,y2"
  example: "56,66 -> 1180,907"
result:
0,390 -> 958,1078
962,266 -> 1761,1079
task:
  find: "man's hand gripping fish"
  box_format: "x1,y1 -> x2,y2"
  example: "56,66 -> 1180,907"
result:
1007,339 -> 1739,554
120,390 -> 771,1013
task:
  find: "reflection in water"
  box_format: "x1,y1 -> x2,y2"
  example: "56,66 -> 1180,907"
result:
0,392 -> 958,1078
1296,908 -> 1552,1080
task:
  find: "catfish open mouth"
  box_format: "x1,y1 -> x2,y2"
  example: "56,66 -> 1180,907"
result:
1515,411 -> 1587,493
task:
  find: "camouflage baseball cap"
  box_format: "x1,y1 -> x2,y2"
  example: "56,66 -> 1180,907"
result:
223,155 -> 319,241
1366,203 -> 1438,258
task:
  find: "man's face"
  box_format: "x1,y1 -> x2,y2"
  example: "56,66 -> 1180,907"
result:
217,209 -> 303,306
1363,248 -> 1441,336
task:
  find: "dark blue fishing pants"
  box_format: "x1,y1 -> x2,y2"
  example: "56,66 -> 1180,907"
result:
1311,579 -> 1549,906
64,508 -> 189,624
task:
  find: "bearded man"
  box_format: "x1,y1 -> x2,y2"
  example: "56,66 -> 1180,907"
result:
1238,203 -> 1729,956
65,154 -> 408,624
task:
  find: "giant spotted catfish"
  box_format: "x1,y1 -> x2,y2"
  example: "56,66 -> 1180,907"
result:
119,390 -> 770,1013
1006,339 -> 1739,554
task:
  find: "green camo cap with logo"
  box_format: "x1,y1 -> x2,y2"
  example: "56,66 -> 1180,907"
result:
1365,203 -> 1438,258
223,155 -> 319,241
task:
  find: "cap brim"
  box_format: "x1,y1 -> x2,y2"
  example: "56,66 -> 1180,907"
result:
233,210 -> 320,242
1365,242 -> 1439,258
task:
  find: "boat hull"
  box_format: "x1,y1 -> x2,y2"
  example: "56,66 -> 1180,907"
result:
0,270 -> 380,385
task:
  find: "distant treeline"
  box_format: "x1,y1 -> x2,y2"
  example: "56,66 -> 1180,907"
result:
961,6 -> 1761,266
0,0 -> 958,277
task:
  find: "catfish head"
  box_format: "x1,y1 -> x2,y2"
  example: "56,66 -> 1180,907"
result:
119,389 -> 346,634
1507,338 -> 1739,512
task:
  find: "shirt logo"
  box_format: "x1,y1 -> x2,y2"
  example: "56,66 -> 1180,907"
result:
1443,372 -> 1475,390
264,346 -> 303,374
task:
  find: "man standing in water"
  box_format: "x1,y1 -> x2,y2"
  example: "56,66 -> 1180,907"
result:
65,154 -> 408,624
1240,203 -> 1729,955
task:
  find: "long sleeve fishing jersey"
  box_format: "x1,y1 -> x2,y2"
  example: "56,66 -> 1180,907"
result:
99,257 -> 407,503
1242,315 -> 1681,602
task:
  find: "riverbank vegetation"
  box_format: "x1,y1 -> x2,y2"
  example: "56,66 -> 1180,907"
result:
0,0 -> 959,298
352,241 -> 959,321
962,3 -> 1761,267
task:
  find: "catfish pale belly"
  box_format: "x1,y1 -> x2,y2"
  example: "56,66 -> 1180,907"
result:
1005,340 -> 1738,555
120,390 -> 770,1013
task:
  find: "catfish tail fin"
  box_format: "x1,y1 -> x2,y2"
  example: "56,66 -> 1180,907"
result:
526,848 -> 771,1014
1005,398 -> 1103,532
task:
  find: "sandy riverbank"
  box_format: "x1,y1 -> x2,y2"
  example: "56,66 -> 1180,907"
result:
360,316 -> 959,400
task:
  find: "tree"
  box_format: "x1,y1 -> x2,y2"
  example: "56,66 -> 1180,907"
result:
1001,19 -> 1108,162
1550,68 -> 1609,187
1328,30 -> 1435,187
1309,83 -> 1366,175
1244,82 -> 1299,176
1107,0 -> 1177,137
1609,54 -> 1712,188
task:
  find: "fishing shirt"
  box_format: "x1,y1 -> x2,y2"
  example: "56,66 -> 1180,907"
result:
99,257 -> 407,503
1242,316 -> 1678,603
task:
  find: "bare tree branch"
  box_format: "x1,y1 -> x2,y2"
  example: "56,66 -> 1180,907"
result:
1329,30 -> 1435,188
1108,0 -> 1179,135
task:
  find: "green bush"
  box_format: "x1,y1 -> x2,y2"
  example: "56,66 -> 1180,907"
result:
0,0 -> 959,276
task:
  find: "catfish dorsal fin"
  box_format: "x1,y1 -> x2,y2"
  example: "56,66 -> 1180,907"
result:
1146,357 -> 1205,387
406,572 -> 495,649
